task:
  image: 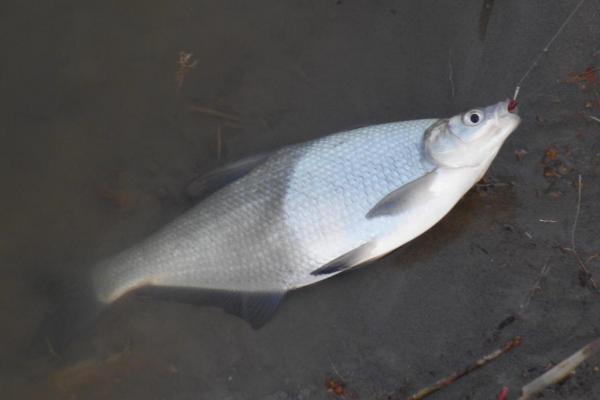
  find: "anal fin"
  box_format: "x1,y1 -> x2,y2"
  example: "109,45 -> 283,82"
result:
135,286 -> 285,329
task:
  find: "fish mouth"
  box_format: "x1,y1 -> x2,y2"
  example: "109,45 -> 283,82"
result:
492,99 -> 520,122
496,99 -> 518,117
494,99 -> 522,136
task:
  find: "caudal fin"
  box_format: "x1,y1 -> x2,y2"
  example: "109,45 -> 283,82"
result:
30,273 -> 105,356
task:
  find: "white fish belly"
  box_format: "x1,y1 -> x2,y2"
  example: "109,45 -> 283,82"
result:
372,166 -> 484,255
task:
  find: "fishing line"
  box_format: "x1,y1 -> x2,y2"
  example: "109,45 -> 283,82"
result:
513,0 -> 588,100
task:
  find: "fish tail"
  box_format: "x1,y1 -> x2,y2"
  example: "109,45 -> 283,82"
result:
30,271 -> 105,356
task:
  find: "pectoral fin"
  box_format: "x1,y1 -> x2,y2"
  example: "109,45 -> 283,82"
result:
185,153 -> 272,199
310,242 -> 376,276
366,170 -> 438,219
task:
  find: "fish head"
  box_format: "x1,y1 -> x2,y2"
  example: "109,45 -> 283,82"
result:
424,99 -> 521,168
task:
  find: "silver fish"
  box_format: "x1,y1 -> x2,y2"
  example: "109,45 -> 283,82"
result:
51,99 -> 520,336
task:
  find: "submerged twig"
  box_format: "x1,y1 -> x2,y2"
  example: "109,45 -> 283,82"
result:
407,337 -> 522,400
571,175 -> 582,252
562,175 -> 598,290
448,49 -> 455,98
189,105 -> 240,122
216,122 -> 223,161
475,182 -> 511,189
176,51 -> 197,91
327,355 -> 346,381
46,337 -> 61,359
519,338 -> 600,399
520,261 -> 552,310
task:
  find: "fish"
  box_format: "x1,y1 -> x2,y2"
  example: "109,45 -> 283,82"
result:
42,99 -> 520,347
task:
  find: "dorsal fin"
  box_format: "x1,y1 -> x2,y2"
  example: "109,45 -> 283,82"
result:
185,153 -> 272,199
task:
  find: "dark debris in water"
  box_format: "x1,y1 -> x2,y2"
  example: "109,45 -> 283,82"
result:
566,65 -> 600,120
541,145 -> 578,198
478,0 -> 495,41
324,377 -> 361,399
567,66 -> 599,88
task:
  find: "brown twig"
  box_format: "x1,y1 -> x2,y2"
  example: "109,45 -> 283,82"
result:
407,337 -> 523,400
216,122 -> 223,161
588,254 -> 600,263
46,337 -> 60,359
327,355 -> 346,381
448,48 -> 455,98
176,51 -> 197,91
518,338 -> 600,399
520,262 -> 552,310
474,182 -> 511,189
562,175 -> 598,290
189,105 -> 240,122
571,175 -> 582,252
567,66 -> 599,83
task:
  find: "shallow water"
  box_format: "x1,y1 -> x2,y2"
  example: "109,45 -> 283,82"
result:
1,1 -> 600,399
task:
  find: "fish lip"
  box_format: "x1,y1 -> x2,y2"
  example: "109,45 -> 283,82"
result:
497,100 -> 521,121
493,101 -> 522,139
494,100 -> 511,117
493,99 -> 520,123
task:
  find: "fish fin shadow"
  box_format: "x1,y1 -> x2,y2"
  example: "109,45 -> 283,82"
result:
135,286 -> 285,329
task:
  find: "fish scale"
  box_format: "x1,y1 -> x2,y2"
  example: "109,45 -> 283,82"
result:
283,120 -> 438,287
93,119 -> 437,301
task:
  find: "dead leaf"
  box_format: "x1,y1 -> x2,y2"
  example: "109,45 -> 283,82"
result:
557,164 -> 571,175
515,148 -> 528,161
544,146 -> 560,161
544,167 -> 559,177
568,66 -> 598,86
325,378 -> 346,397
548,191 -> 562,198
99,186 -> 139,212
176,51 -> 197,90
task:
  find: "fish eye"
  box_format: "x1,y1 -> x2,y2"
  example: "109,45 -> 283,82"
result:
462,110 -> 484,126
